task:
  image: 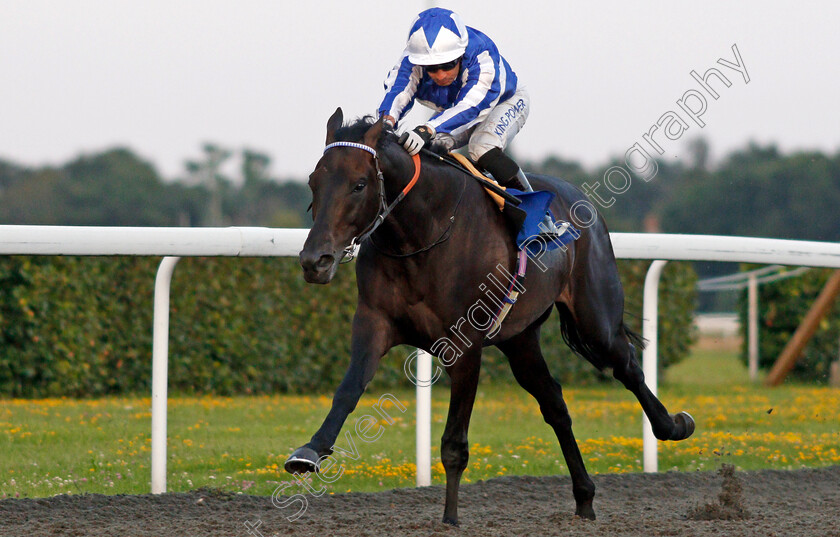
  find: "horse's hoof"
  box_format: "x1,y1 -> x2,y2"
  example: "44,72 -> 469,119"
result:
672,411 -> 696,440
284,446 -> 320,475
442,516 -> 459,527
575,505 -> 596,520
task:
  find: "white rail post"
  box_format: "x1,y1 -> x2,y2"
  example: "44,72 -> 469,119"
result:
416,350 -> 432,486
748,273 -> 759,381
151,256 -> 180,494
642,260 -> 667,473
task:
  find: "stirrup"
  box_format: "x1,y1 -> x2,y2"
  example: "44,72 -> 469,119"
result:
537,214 -> 565,238
514,169 -> 534,193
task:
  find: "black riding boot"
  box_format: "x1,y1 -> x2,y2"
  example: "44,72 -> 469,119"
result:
477,148 -> 561,236
477,147 -> 521,188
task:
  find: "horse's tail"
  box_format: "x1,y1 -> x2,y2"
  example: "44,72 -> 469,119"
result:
555,303 -> 646,371
621,323 -> 646,351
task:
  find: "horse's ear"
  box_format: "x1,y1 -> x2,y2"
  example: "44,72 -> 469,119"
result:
325,107 -> 343,145
363,116 -> 385,149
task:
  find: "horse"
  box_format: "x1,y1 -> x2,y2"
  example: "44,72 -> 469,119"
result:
285,107 -> 695,525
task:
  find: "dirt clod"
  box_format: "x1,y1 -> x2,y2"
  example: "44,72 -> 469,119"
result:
688,464 -> 751,520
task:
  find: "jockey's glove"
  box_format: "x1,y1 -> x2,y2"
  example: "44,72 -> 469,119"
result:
398,125 -> 435,156
381,115 -> 396,129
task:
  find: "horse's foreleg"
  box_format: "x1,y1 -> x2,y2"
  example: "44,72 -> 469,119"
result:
497,328 -> 596,520
440,350 -> 481,526
284,306 -> 393,475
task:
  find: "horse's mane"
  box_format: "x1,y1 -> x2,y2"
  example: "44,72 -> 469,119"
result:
335,116 -> 449,156
334,116 -> 377,142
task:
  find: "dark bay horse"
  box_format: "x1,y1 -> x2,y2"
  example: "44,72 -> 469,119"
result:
285,108 -> 694,525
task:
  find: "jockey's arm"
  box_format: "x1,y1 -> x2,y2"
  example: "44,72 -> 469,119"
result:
379,53 -> 421,127
426,55 -> 499,135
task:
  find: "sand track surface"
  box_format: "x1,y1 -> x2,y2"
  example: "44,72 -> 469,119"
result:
1,466 -> 838,536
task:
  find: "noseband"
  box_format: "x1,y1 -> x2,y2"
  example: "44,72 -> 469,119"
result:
322,141 -> 420,262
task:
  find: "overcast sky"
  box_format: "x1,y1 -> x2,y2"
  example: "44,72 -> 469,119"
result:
1,1 -> 838,181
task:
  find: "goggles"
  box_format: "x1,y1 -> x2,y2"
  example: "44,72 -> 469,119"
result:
425,58 -> 461,73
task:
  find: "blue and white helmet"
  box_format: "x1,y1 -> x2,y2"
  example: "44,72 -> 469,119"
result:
405,8 -> 468,66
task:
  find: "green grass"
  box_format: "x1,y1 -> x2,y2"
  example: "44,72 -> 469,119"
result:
1,345 -> 838,499
667,346 -> 753,386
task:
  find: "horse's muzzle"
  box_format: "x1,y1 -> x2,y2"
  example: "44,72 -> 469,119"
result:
300,250 -> 338,284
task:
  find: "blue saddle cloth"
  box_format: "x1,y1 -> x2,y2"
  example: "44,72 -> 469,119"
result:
506,189 -> 580,256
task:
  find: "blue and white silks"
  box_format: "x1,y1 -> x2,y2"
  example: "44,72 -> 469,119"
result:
379,26 -> 519,136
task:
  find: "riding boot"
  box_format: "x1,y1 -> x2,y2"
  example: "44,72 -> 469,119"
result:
476,147 -> 519,187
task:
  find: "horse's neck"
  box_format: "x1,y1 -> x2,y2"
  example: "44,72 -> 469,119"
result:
377,151 -> 465,251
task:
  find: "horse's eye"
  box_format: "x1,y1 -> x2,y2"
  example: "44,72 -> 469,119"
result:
352,180 -> 367,193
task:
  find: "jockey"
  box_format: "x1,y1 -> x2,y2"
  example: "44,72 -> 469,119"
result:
378,7 -> 559,236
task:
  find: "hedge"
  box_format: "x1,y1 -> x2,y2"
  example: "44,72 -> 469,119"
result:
0,255 -> 696,397
739,266 -> 839,383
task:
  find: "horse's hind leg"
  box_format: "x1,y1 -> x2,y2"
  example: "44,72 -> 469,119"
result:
497,326 -> 596,520
609,329 -> 695,441
559,272 -> 695,442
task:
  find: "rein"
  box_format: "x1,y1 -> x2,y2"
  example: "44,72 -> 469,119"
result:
323,141 -> 421,263
419,148 -> 522,207
369,173 -> 466,258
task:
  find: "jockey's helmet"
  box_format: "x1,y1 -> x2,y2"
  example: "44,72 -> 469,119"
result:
405,8 -> 468,66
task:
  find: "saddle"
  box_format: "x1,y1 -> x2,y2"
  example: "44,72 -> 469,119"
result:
436,152 -> 580,336
446,152 -> 579,254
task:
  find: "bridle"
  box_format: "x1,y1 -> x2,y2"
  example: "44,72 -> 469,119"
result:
322,141 -> 421,263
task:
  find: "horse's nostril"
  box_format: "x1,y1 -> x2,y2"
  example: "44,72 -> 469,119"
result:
315,254 -> 335,270
300,251 -> 335,273
299,250 -> 337,284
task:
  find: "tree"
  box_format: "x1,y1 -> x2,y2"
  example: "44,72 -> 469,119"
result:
0,160 -> 27,193
661,143 -> 840,242
0,148 -> 191,226
185,144 -> 233,226
686,137 -> 711,171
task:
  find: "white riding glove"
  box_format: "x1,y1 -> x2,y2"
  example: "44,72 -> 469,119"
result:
398,125 -> 435,156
